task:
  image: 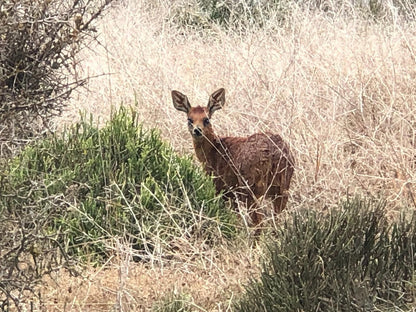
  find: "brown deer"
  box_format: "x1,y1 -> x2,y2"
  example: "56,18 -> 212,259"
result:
172,88 -> 294,229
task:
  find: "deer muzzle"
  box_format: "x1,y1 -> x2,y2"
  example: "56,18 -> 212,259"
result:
192,126 -> 203,137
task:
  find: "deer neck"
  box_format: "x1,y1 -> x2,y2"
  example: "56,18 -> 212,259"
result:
192,133 -> 221,170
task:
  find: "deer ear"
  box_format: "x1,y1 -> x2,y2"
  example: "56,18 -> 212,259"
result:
172,90 -> 191,113
208,88 -> 225,117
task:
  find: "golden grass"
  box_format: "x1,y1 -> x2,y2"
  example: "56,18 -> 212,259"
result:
64,0 -> 415,212
37,241 -> 260,311
49,0 -> 416,309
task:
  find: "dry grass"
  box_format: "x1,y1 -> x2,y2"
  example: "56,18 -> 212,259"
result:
48,0 -> 416,309
63,0 -> 416,212
37,241 -> 260,311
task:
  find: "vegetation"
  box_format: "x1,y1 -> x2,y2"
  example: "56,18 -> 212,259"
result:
153,292 -> 195,312
0,1 -> 114,309
235,198 -> 416,311
1,107 -> 235,258
1,0 -> 416,310
0,107 -> 235,309
171,0 -> 416,31
0,0 -> 114,157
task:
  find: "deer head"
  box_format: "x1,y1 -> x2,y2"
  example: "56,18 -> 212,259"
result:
172,88 -> 225,141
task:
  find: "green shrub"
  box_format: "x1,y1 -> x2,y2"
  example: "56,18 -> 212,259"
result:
171,0 -> 290,31
170,0 -> 416,31
235,198 -> 416,311
197,0 -> 288,28
153,292 -> 195,312
0,107 -> 236,262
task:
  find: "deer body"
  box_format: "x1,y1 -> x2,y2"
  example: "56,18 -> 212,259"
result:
172,88 -> 294,228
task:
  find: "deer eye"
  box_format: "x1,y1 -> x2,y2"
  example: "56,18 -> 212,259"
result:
203,118 -> 210,126
187,118 -> 193,125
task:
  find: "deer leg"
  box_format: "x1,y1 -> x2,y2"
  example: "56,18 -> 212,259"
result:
237,187 -> 264,235
272,190 -> 289,214
249,205 -> 264,238
245,196 -> 263,232
249,207 -> 262,227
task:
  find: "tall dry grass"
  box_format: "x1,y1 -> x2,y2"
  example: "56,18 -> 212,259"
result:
40,0 -> 416,310
63,0 -> 415,215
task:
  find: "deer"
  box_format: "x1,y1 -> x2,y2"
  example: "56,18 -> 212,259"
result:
171,88 -> 294,231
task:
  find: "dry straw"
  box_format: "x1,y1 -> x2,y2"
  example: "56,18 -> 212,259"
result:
41,0 -> 416,309
64,0 -> 415,215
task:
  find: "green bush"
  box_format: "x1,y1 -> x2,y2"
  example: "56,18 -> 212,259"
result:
171,0 -> 416,31
153,292 -> 195,312
197,0 -> 289,28
0,108 -> 236,262
170,0 -> 290,31
235,198 -> 416,311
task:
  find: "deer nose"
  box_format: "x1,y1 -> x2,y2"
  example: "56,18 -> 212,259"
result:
193,127 -> 202,137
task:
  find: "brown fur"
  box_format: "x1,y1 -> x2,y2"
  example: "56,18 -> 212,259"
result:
172,88 -> 294,228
